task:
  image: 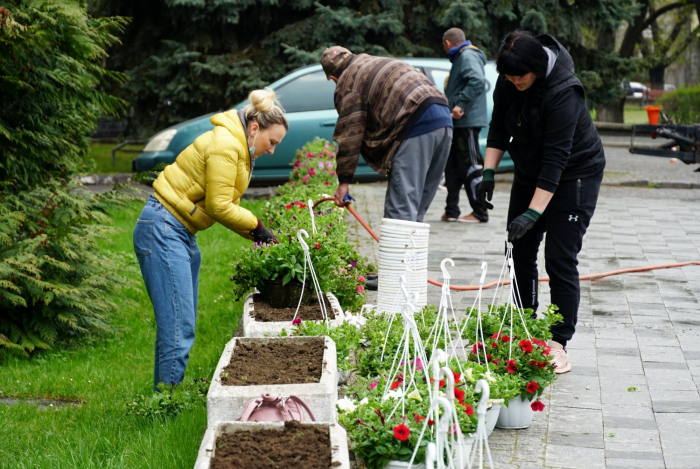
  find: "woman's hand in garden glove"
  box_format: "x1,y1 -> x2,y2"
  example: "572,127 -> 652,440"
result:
251,219 -> 279,244
507,209 -> 541,242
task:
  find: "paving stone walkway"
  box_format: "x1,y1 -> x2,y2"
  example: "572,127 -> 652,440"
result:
347,181 -> 700,469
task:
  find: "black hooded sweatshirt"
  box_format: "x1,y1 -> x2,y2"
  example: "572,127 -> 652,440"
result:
486,35 -> 605,192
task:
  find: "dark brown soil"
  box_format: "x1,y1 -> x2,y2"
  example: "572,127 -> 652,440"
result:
221,338 -> 325,386
210,421 -> 334,469
252,294 -> 332,322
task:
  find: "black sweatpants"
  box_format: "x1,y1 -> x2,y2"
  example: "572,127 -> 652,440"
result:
507,171 -> 603,347
444,127 -> 488,221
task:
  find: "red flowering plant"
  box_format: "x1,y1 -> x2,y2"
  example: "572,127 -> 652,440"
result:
460,304 -> 562,403
457,359 -> 521,407
337,374 -> 478,469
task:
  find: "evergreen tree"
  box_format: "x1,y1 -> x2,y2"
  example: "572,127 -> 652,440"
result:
0,1 -> 133,357
90,0 -> 640,133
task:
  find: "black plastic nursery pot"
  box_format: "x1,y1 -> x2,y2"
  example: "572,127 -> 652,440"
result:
258,279 -> 313,308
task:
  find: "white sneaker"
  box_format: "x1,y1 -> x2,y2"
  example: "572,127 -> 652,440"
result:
548,340 -> 571,374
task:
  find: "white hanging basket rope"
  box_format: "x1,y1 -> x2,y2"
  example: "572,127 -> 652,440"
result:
407,360 -> 471,469
470,380 -> 494,469
382,303 -> 433,421
457,262 -> 492,373
426,258 -> 468,377
291,229 -> 328,323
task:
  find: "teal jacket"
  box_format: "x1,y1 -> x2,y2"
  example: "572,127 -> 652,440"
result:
445,46 -> 488,129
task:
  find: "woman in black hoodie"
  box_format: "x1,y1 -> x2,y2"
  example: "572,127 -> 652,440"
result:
477,31 -> 605,374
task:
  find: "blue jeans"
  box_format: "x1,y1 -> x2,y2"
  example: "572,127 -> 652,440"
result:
133,195 -> 201,390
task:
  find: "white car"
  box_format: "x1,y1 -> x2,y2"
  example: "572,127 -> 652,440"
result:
627,81 -> 649,99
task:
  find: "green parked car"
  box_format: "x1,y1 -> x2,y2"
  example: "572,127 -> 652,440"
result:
131,58 -> 512,183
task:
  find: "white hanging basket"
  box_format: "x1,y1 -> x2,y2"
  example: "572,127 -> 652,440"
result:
495,396 -> 535,429
485,404 -> 501,437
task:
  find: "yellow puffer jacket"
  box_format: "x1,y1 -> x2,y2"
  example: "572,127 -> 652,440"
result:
153,110 -> 258,239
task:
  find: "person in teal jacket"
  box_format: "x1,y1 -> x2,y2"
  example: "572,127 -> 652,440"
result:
441,27 -> 489,224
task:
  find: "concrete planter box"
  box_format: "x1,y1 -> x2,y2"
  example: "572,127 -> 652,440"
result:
207,336 -> 338,425
194,421 -> 350,469
242,291 -> 345,338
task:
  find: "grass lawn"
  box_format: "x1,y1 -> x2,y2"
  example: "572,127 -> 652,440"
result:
590,103 -> 654,125
622,102 -> 652,124
83,143 -> 143,174
0,198 -> 265,469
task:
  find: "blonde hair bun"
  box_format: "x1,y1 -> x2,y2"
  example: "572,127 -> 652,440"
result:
248,88 -> 276,113
243,87 -> 288,131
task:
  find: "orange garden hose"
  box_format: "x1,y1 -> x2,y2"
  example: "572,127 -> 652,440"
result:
313,197 -> 700,290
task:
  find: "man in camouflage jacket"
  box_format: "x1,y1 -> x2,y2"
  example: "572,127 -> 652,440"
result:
321,46 -> 453,222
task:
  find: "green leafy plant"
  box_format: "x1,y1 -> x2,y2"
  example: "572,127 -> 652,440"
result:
230,139 -> 369,312
656,84 -> 700,124
125,378 -> 210,419
283,319 -> 364,371
355,307 -> 439,378
132,163 -> 168,186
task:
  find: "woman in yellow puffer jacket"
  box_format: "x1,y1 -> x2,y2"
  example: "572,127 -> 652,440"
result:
133,89 -> 288,390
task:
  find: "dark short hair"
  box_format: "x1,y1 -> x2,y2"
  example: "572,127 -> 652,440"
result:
443,28 -> 466,45
496,31 -> 548,77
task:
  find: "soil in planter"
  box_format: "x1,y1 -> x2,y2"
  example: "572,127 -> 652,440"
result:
210,421 -> 332,469
221,338 -> 325,386
252,294 -> 331,322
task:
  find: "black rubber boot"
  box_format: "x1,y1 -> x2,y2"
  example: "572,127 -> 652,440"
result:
366,277 -> 378,291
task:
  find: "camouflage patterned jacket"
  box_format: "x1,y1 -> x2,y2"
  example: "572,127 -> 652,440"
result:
332,54 -> 448,183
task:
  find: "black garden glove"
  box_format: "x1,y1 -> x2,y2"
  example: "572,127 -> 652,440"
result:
477,168 -> 495,210
507,208 -> 542,242
251,219 -> 279,244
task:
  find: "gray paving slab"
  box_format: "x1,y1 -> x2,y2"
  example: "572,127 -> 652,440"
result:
348,181 -> 700,468
656,413 -> 700,468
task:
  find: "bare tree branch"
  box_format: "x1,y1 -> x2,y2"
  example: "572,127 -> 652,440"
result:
619,0 -> 650,58
661,25 -> 700,67
639,2 -> 687,32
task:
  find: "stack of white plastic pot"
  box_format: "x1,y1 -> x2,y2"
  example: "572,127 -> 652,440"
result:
377,218 -> 429,313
